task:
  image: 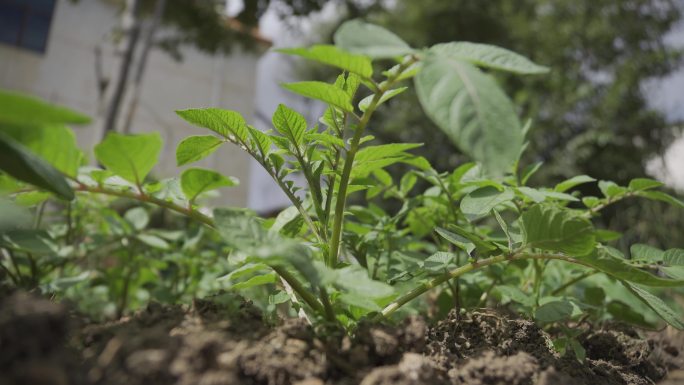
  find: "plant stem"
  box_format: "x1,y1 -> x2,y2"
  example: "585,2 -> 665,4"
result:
271,265 -> 324,314
327,58 -> 417,267
378,252 -> 596,319
72,182 -> 327,316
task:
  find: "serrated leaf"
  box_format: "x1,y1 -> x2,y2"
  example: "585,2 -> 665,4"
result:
430,42 -> 549,75
176,108 -> 248,142
247,126 -> 273,157
0,133 -> 74,200
630,244 -> 664,262
624,283 -> 684,329
423,252 -> 457,272
628,178 -> 663,191
664,249 -> 684,266
282,81 -> 354,113
95,132 -> 162,185
554,175 -> 596,192
415,55 -> 523,176
358,87 -> 408,112
272,104 -> 307,148
582,248 -> 684,287
277,44 -> 373,78
180,168 -> 237,202
461,186 -> 514,216
535,300 -> 573,323
176,135 -> 224,166
333,19 -> 414,59
521,205 -> 596,256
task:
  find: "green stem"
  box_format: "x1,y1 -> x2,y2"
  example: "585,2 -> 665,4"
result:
378,252 -> 595,319
327,58 -> 417,267
271,265 -> 324,314
72,182 -> 326,316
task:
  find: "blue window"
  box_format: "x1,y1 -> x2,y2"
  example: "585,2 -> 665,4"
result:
0,0 -> 56,53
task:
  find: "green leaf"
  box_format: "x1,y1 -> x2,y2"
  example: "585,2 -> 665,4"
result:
415,55 -> 523,176
429,42 -> 549,75
598,181 -> 626,198
582,196 -> 600,208
219,263 -> 270,281
124,207 -> 149,230
628,178 -> 663,191
0,89 -> 90,126
0,132 -> 73,200
535,300 -> 574,323
422,252 -> 457,272
336,266 -> 394,298
281,81 -> 354,113
269,290 -> 291,305
497,285 -> 535,307
231,273 -> 277,290
520,161 -> 543,185
582,248 -> 684,287
333,19 -> 414,59
664,249 -> 684,266
277,45 -> 373,78
630,244 -> 664,262
339,292 -> 382,312
624,283 -> 684,329
1,230 -> 55,254
2,124 -> 83,176
434,227 -> 474,254
636,190 -> 684,209
358,87 -> 408,112
517,186 -> 546,203
554,175 -> 596,192
176,108 -> 248,142
95,132 -> 162,185
180,168 -> 237,202
351,143 -> 422,178
272,104 -> 307,149
176,135 -> 224,166
521,205 -> 596,256
135,234 -> 170,250
461,186 -> 514,216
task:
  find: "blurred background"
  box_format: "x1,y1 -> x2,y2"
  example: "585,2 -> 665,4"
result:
1,0 -> 683,248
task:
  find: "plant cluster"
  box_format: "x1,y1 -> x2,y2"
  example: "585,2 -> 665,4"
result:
1,20 -> 683,355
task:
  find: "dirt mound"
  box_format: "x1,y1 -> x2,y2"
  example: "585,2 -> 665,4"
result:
0,293 -> 681,385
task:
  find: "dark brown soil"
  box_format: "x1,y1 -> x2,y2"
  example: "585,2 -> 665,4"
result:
0,292 -> 682,385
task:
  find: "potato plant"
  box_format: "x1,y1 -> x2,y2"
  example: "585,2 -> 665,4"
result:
1,20 -> 683,345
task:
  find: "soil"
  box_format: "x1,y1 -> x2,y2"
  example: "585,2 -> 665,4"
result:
1,291 -> 682,385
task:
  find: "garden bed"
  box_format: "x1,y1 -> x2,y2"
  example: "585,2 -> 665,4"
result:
2,291 -> 682,385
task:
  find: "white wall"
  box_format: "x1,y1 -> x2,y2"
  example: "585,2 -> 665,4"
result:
0,0 -> 263,206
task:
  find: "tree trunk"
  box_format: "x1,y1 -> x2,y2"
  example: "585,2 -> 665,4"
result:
122,0 -> 167,134
101,0 -> 142,140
